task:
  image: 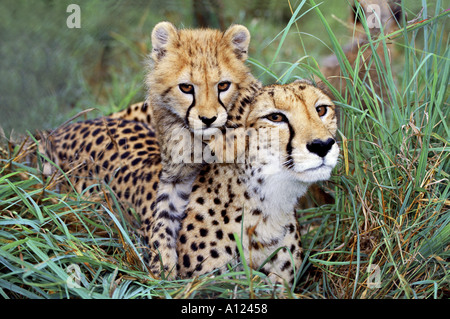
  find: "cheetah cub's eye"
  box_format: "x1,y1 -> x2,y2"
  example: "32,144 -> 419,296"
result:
179,83 -> 194,94
218,81 -> 231,92
316,105 -> 328,117
265,113 -> 287,123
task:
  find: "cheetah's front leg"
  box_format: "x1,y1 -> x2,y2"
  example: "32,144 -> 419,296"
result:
147,175 -> 194,279
259,225 -> 303,288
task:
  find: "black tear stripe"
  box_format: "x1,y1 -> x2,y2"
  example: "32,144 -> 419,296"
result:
285,122 -> 295,168
217,94 -> 226,112
185,93 -> 197,128
217,68 -> 227,112
267,92 -> 295,168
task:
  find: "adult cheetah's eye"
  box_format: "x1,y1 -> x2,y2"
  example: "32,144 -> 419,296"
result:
218,81 -> 231,92
179,83 -> 194,94
316,105 -> 328,117
265,113 -> 287,123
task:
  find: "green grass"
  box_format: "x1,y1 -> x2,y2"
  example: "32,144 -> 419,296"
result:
1,0 -> 449,299
297,0 -> 449,298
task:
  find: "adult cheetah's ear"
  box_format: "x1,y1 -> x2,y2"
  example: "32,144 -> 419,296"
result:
223,24 -> 251,61
151,21 -> 178,61
293,78 -> 314,90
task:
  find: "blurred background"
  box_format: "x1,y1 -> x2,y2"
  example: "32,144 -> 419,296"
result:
0,0 -> 440,134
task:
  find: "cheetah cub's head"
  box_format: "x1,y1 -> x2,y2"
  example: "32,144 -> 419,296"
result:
147,22 -> 253,136
246,80 -> 339,184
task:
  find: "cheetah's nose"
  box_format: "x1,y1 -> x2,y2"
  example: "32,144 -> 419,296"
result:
306,138 -> 335,158
199,115 -> 217,127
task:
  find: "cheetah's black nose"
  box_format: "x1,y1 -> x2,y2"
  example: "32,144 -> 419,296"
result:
306,138 -> 335,158
199,115 -> 217,127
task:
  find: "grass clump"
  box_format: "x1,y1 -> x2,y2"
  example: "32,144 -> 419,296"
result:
0,140 -> 284,299
293,0 -> 449,299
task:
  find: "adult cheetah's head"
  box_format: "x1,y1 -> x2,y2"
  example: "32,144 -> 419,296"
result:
245,80 -> 339,184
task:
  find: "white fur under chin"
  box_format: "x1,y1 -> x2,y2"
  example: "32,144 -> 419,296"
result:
292,143 -> 339,183
253,164 -> 309,216
252,142 -> 339,216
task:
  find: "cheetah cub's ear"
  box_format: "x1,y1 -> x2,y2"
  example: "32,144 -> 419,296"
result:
223,24 -> 251,61
151,21 -> 178,61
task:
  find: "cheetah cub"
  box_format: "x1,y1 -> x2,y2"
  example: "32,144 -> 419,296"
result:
112,22 -> 261,277
177,80 -> 339,286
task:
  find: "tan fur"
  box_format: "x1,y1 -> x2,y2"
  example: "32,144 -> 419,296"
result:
109,102 -> 153,125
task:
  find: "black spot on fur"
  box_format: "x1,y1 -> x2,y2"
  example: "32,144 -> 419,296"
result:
281,260 -> 291,271
183,254 -> 191,268
210,249 -> 219,258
